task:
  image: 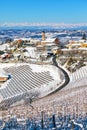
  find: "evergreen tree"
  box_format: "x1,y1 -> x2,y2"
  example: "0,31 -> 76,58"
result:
82,33 -> 86,40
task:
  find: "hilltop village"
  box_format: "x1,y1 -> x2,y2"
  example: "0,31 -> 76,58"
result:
0,31 -> 87,72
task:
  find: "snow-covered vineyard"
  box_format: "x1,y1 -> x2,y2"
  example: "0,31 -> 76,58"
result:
0,62 -> 86,114
0,63 -> 65,108
0,62 -> 86,129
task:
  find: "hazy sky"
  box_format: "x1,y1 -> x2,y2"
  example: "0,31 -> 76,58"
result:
0,0 -> 87,23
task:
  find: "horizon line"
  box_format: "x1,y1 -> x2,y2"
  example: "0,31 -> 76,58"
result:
0,22 -> 87,28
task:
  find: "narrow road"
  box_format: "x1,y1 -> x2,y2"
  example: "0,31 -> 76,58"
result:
52,54 -> 70,92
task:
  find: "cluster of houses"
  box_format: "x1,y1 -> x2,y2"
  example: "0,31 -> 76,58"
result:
66,39 -> 87,49
0,31 -> 60,63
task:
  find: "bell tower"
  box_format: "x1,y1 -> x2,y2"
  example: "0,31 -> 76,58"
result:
42,31 -> 45,41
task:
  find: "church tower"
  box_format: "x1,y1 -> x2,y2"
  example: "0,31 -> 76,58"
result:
42,31 -> 45,41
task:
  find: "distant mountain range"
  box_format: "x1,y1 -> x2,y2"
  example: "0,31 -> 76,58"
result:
0,23 -> 87,30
